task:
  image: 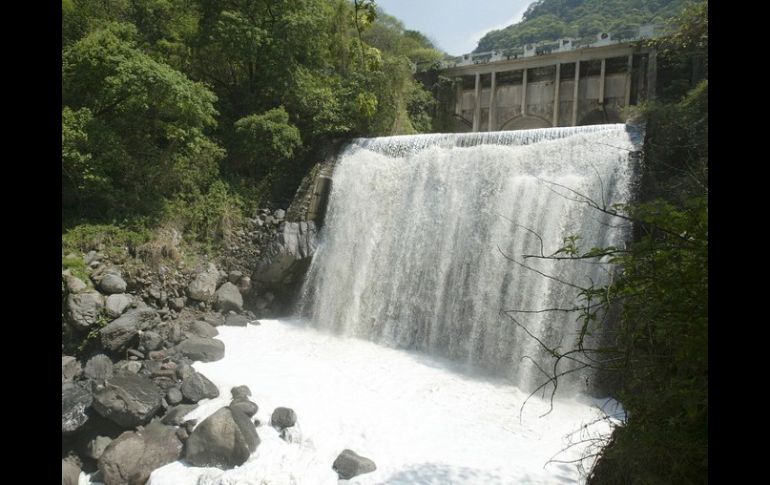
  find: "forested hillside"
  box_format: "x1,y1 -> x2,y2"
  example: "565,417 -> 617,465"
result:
62,0 -> 442,238
474,0 -> 696,52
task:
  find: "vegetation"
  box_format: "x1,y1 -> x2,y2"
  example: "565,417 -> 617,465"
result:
62,0 -> 443,250
474,0 -> 700,53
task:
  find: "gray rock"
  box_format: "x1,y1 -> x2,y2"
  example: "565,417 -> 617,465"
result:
85,436 -> 113,460
280,426 -> 302,444
140,331 -> 163,352
201,312 -> 225,327
161,403 -> 198,426
225,314 -> 249,327
271,407 -> 297,429
175,337 -> 225,362
98,421 -> 183,485
188,264 -> 219,302
253,222 -> 317,288
169,297 -> 186,311
185,407 -> 260,469
274,209 -> 285,220
100,308 -> 160,352
230,399 -> 258,417
62,356 -> 82,382
99,273 -> 127,294
190,320 -> 218,338
181,371 -> 220,403
65,274 -> 88,294
84,354 -> 113,381
228,271 -> 243,284
215,282 -> 243,313
62,381 -> 93,433
166,387 -> 183,405
62,459 -> 81,485
92,374 -> 164,429
117,360 -> 142,374
66,291 -> 105,331
237,276 -> 252,295
105,294 -> 132,318
231,385 -> 251,400
332,449 -> 377,480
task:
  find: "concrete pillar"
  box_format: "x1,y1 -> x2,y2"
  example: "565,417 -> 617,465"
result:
646,50 -> 657,101
599,58 -> 606,105
472,72 -> 481,132
488,71 -> 497,132
624,54 -> 633,107
521,68 -> 528,117
454,79 -> 463,117
572,60 -> 580,126
552,63 -> 561,126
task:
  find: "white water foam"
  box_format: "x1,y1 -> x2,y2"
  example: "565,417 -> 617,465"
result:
148,320 -> 622,484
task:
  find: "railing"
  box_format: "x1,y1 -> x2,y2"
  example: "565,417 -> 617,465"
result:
441,24 -> 660,69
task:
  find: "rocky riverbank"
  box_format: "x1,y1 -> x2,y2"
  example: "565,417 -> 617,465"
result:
61,202 -> 377,484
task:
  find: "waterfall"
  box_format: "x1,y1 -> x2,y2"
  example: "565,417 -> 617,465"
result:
301,124 -> 641,393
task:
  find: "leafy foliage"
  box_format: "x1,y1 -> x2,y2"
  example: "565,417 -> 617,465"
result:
474,0 -> 699,53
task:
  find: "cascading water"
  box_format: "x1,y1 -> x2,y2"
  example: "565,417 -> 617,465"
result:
302,123 -> 642,393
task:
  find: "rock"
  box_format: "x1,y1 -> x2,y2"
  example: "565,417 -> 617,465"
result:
105,294 -> 132,319
167,322 -> 183,344
175,337 -> 225,362
66,291 -> 105,331
230,399 -> 258,417
201,312 -> 225,327
169,297 -> 186,312
99,273 -> 127,294
270,407 -> 297,429
175,363 -> 195,381
92,374 -> 164,429
185,407 -> 260,469
188,264 -> 219,302
253,222 -> 317,289
62,381 -> 93,434
190,321 -> 218,338
64,274 -> 88,294
161,404 -> 198,426
62,459 -> 81,485
231,385 -> 251,400
117,361 -> 142,374
181,371 -> 220,403
274,209 -> 285,220
280,426 -> 302,444
332,449 -> 377,480
85,436 -> 112,460
225,314 -> 249,327
100,308 -> 160,352
127,349 -> 145,359
139,331 -> 163,352
166,387 -> 183,406
98,421 -> 183,485
84,354 -> 113,381
62,356 -> 82,382
237,276 -> 252,295
215,282 -> 243,313
228,271 -> 243,284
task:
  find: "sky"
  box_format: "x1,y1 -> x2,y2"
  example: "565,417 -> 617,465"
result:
376,0 -> 534,56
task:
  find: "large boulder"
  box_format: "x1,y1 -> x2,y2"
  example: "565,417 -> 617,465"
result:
189,321 -> 218,338
99,273 -> 127,294
62,381 -> 92,434
92,374 -> 164,429
253,221 -> 317,289
180,371 -> 220,403
64,274 -> 88,294
187,264 -> 219,302
161,404 -> 198,426
332,449 -> 377,480
224,314 -> 249,327
185,407 -> 260,469
100,308 -> 160,352
105,293 -> 132,319
270,407 -> 297,429
230,399 -> 258,417
98,421 -> 183,485
84,354 -> 114,381
66,291 -> 105,331
62,459 -> 81,485
174,337 -> 225,362
62,356 -> 82,382
215,282 -> 243,313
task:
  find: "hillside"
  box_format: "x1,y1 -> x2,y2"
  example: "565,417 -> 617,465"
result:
474,0 -> 697,53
